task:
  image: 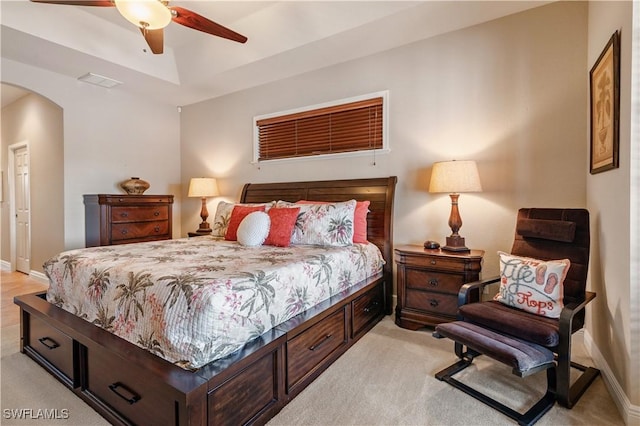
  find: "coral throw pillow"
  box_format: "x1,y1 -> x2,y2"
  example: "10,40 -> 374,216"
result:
264,207 -> 300,247
212,201 -> 274,237
494,251 -> 570,318
297,200 -> 370,243
225,205 -> 266,241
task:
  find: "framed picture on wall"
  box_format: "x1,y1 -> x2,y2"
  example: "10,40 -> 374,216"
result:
589,30 -> 620,174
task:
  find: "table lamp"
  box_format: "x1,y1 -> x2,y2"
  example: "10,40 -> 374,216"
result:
428,160 -> 482,252
188,177 -> 219,235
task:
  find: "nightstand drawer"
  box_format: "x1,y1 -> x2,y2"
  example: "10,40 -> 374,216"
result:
111,206 -> 169,223
405,289 -> 458,317
111,221 -> 169,241
405,269 -> 463,293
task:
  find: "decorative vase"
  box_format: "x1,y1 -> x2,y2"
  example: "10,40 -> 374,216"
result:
120,177 -> 150,195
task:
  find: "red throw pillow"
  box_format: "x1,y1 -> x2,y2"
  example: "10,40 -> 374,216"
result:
225,205 -> 266,241
296,200 -> 370,244
264,207 -> 300,247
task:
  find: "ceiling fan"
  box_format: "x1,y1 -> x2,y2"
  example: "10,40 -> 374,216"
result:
30,0 -> 248,54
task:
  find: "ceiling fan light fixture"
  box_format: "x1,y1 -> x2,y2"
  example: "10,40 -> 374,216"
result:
114,0 -> 171,30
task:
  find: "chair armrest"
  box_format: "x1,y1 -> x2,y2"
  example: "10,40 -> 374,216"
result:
559,291 -> 596,335
457,276 -> 501,306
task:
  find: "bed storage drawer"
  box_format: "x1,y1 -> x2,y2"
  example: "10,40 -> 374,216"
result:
351,283 -> 384,338
84,349 -> 177,425
27,315 -> 75,386
286,308 -> 347,391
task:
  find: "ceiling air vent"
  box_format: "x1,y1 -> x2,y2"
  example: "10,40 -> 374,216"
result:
77,73 -> 122,88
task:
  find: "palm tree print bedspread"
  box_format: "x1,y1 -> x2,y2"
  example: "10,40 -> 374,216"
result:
43,237 -> 384,369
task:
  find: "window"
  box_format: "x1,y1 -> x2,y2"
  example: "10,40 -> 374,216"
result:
253,91 -> 388,162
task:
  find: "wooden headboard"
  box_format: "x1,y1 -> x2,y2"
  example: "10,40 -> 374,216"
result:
240,176 -> 397,275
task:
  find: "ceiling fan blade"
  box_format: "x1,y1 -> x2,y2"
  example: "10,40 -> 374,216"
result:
30,0 -> 114,6
140,27 -> 163,54
170,6 -> 247,44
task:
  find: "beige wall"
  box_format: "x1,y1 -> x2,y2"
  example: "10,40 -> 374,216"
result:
1,91 -> 64,274
586,0 -> 639,416
1,59 -> 182,253
181,1 -> 588,280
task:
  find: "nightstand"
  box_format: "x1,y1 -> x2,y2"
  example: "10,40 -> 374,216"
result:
394,245 -> 484,330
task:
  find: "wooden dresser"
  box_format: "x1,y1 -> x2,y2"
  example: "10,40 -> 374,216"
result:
84,194 -> 173,247
395,245 -> 483,330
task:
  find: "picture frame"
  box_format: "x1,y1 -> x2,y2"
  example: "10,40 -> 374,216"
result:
589,30 -> 620,174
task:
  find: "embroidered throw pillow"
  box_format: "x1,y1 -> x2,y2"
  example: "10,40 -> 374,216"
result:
494,251 -> 570,318
237,212 -> 271,247
225,205 -> 267,241
278,200 -> 356,246
212,201 -> 274,237
264,207 -> 300,247
296,200 -> 370,244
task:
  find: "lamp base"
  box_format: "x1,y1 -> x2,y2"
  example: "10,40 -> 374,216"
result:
442,235 -> 470,252
194,222 -> 212,235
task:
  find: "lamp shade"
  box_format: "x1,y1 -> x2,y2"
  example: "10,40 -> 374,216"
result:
429,160 -> 482,193
115,0 -> 172,30
188,178 -> 219,198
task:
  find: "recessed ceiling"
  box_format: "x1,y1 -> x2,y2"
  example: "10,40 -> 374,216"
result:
1,0 -> 550,107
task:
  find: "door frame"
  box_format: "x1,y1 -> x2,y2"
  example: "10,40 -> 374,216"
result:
8,140 -> 30,273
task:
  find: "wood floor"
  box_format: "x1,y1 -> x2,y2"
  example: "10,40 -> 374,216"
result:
1,271 -> 48,328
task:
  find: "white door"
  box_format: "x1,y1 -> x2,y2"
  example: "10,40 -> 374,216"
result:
14,146 -> 30,273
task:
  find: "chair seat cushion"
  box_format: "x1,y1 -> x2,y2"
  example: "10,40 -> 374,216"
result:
459,301 -> 559,348
435,321 -> 555,377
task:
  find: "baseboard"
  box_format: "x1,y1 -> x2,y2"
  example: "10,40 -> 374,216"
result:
0,262 -> 49,284
29,270 -> 49,284
584,330 -> 640,425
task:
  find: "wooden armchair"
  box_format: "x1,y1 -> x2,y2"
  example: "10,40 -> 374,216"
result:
433,208 -> 600,426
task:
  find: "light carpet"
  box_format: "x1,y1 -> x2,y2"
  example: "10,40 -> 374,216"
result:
1,317 -> 623,425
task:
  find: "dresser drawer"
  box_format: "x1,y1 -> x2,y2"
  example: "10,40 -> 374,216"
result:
111,206 -> 169,223
351,283 -> 384,338
287,308 -> 347,390
405,289 -> 458,317
84,349 -> 176,425
111,221 -> 169,242
28,315 -> 75,383
405,269 -> 464,294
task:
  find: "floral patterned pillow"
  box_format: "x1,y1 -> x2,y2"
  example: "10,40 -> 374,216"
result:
277,200 -> 356,246
494,251 -> 570,318
211,201 -> 275,237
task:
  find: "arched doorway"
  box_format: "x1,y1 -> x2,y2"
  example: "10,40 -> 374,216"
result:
1,83 -> 64,278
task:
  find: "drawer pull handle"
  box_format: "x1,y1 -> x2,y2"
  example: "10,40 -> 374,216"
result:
38,337 -> 60,350
430,260 -> 436,265
154,211 -> 160,216
108,382 -> 141,405
429,299 -> 439,307
429,279 -> 439,287
154,226 -> 160,232
363,300 -> 380,313
309,334 -> 333,351
120,212 -> 129,218
121,229 -> 128,235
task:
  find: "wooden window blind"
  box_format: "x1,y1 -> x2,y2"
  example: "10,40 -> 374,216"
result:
255,96 -> 384,161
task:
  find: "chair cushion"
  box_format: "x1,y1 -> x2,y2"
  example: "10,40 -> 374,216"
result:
435,321 -> 555,377
459,301 -> 559,348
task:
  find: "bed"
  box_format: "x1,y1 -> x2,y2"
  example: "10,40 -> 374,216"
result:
14,176 -> 397,425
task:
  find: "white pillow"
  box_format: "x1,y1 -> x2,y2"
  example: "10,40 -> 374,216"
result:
237,212 -> 271,247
